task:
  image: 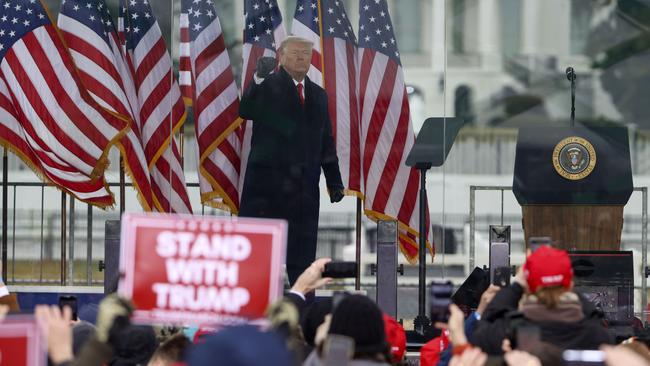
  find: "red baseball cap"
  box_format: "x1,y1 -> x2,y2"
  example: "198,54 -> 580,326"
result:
382,313 -> 406,362
524,246 -> 573,292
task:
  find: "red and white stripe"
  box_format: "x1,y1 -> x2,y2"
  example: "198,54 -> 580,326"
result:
322,37 -> 362,196
179,10 -> 242,213
178,13 -> 192,106
58,9 -> 154,211
0,26 -> 124,207
119,4 -> 192,214
358,50 -> 432,262
291,0 -> 362,197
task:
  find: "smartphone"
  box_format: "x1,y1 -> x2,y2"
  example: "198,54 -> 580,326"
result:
489,242 -> 510,285
562,350 -> 605,366
322,334 -> 354,366
58,295 -> 78,321
493,266 -> 511,287
323,262 -> 357,279
429,280 -> 453,324
516,325 -> 541,352
528,236 -> 552,253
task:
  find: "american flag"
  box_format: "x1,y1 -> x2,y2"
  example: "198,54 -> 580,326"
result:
0,0 -> 130,207
58,0 -> 155,211
119,0 -> 192,213
358,0 -> 432,261
179,0 -> 242,213
292,0 -> 362,197
239,0 -> 286,197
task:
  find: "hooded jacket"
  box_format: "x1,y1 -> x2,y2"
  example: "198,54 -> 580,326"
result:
472,283 -> 614,355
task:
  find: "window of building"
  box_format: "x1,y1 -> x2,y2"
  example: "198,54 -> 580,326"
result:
500,0 -> 522,56
450,0 -> 466,53
455,85 -> 475,124
285,0 -> 298,26
570,0 -> 595,55
392,0 -> 423,53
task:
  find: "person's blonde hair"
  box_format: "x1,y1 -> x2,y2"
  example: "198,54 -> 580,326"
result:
534,285 -> 567,309
279,36 -> 313,54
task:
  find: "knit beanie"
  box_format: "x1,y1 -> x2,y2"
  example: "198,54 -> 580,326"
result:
328,295 -> 388,355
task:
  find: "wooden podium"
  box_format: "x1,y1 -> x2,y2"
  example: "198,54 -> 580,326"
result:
513,125 -> 633,251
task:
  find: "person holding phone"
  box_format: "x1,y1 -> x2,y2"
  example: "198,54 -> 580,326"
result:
472,246 -> 614,355
303,295 -> 392,366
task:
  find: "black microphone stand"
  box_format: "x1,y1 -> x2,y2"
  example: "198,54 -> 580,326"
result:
413,164 -> 431,336
567,67 -> 576,127
405,117 -> 464,343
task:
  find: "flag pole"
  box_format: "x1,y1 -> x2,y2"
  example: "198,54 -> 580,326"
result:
356,198 -> 361,290
2,148 -> 7,282
120,157 -> 125,214
316,0 -> 326,89
169,0 -> 174,214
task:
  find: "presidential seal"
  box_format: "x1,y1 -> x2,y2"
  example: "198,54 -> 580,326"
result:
552,136 -> 596,180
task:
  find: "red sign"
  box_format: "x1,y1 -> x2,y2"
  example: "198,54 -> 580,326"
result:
118,213 -> 287,325
0,317 -> 44,366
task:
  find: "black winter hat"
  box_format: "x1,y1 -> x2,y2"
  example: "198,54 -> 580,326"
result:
110,325 -> 158,366
328,294 -> 388,355
302,298 -> 332,347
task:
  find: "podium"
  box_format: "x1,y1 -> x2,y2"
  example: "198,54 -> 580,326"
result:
406,117 -> 464,336
513,125 -> 633,250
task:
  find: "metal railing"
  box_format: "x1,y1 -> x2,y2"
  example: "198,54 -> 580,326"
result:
0,181 -> 224,286
469,185 -> 649,318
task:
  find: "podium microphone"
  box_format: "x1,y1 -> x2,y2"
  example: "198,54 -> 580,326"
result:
566,66 -> 576,126
566,67 -> 576,81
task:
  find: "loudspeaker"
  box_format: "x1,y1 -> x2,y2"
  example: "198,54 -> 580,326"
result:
103,220 -> 121,294
568,251 -> 634,321
376,220 -> 398,317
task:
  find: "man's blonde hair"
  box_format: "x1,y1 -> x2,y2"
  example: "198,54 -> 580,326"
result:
279,36 -> 313,54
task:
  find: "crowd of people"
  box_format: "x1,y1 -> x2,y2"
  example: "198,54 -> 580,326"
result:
2,247 -> 650,365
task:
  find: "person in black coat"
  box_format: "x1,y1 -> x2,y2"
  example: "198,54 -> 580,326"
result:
239,36 -> 345,285
472,246 -> 614,355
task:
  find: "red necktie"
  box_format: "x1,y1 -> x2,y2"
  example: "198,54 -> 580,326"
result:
297,83 -> 304,106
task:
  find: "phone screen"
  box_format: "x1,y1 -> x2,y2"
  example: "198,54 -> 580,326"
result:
322,334 -> 354,366
58,295 -> 78,320
493,266 -> 510,287
528,236 -> 552,253
516,325 -> 540,352
331,291 -> 348,314
429,280 -> 453,324
562,350 -> 605,366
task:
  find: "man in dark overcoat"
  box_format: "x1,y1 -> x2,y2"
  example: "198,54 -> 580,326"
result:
239,36 -> 345,285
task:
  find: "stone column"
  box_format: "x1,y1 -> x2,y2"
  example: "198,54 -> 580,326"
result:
478,0 -> 502,69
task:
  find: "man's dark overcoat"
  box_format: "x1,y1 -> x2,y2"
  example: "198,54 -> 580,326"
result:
239,66 -> 343,282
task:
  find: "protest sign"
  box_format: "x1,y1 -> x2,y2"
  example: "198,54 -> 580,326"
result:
0,317 -> 44,366
119,213 -> 287,325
